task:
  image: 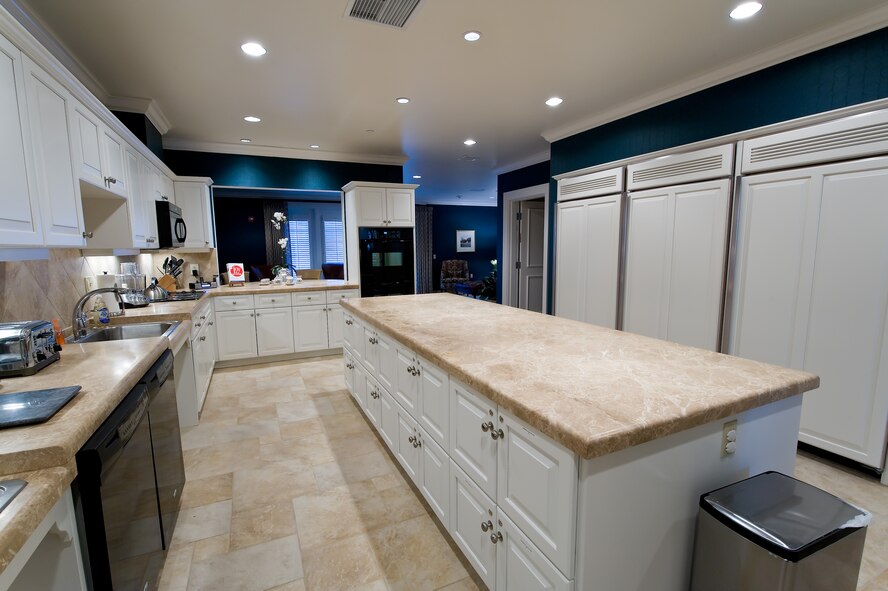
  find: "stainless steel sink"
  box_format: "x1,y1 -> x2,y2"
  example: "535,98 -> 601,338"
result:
72,321 -> 179,344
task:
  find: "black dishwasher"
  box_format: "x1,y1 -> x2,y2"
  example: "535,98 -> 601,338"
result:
74,350 -> 185,591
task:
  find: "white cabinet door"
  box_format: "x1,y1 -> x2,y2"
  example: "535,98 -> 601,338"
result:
395,403 -> 420,483
124,146 -> 148,247
363,327 -> 379,374
326,304 -> 344,348
343,350 -> 355,397
449,380 -> 498,500
161,174 -> 175,205
623,179 -> 729,350
71,102 -> 104,189
356,187 -> 386,226
345,313 -> 365,363
353,361 -> 368,410
0,35 -> 42,246
215,310 -> 258,361
418,357 -> 449,450
293,304 -> 329,352
365,375 -> 382,429
450,461 -> 497,590
497,409 -> 578,578
140,158 -> 159,247
21,56 -> 84,247
555,194 -> 621,328
386,189 -> 415,226
395,347 -> 419,418
495,509 -> 573,591
174,181 -> 211,248
376,331 -> 397,395
100,127 -> 127,197
256,306 -> 295,356
418,427 -> 450,527
378,389 -> 398,450
799,162 -> 888,468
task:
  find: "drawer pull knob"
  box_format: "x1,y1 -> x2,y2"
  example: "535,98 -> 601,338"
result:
481,421 -> 494,433
490,532 -> 503,544
196,322 -> 202,327
199,336 -> 206,342
208,322 -> 214,326
481,520 -> 493,532
408,435 -> 416,444
491,428 -> 505,441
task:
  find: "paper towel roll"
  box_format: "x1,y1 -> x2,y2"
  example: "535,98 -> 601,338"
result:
95,274 -> 121,314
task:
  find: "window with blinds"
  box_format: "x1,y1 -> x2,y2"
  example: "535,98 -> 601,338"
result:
323,220 -> 344,263
288,219 -> 311,269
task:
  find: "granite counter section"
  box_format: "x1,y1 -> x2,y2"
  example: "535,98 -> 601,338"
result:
341,294 -> 820,460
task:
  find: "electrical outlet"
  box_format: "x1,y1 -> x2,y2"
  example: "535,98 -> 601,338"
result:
721,420 -> 738,457
84,276 -> 98,291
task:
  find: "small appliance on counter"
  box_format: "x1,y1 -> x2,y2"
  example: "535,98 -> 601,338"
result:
0,321 -> 62,377
116,263 -> 149,308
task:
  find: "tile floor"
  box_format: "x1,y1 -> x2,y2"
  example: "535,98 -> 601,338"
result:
157,355 -> 888,591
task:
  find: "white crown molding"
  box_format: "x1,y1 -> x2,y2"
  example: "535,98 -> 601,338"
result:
105,96 -> 172,135
162,138 -> 409,166
494,150 -> 551,176
417,199 -> 496,207
542,4 -> 888,143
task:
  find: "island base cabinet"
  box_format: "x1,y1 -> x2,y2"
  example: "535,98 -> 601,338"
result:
343,350 -> 356,398
449,380 -> 498,501
450,461 -> 497,590
378,389 -> 398,451
395,403 -> 420,483
418,357 -> 450,450
255,306 -> 295,356
417,427 -> 450,526
497,409 -> 578,578
574,396 -> 802,591
376,332 -> 397,394
364,375 -> 382,429
496,510 -> 573,591
353,362 -> 368,410
216,310 -> 258,361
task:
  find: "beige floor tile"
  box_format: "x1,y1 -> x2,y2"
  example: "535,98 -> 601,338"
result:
317,413 -> 372,440
230,501 -> 298,551
300,533 -> 386,591
179,473 -> 233,510
291,483 -> 390,549
172,500 -> 232,545
435,578 -> 481,591
277,398 -> 336,423
280,418 -> 325,440
157,544 -> 194,591
862,568 -> 888,591
237,405 -> 280,424
265,580 -> 307,591
232,462 -> 318,512
371,472 -> 408,492
379,484 -> 427,523
187,535 -> 303,591
184,438 -> 262,480
240,386 -> 299,408
312,449 -> 393,491
261,435 -> 336,466
192,534 -> 230,562
181,419 -> 280,451
369,515 -> 468,591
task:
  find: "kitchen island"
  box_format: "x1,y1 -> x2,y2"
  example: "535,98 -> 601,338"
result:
340,293 -> 819,591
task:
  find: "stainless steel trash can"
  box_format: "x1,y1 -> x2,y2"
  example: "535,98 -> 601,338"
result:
690,471 -> 870,591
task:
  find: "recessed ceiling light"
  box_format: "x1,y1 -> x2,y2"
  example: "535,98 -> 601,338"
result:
241,42 -> 267,57
413,175 -> 422,179
310,144 -> 320,149
396,97 -> 410,104
463,31 -> 481,42
240,138 -> 252,143
730,1 -> 762,19
464,138 -> 476,146
244,116 -> 261,123
545,96 -> 564,107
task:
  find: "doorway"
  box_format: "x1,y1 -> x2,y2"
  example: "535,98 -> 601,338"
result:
502,184 -> 549,313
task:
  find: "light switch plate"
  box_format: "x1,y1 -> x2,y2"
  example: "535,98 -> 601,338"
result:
84,276 -> 98,291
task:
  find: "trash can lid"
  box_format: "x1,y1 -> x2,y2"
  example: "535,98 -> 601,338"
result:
700,471 -> 870,562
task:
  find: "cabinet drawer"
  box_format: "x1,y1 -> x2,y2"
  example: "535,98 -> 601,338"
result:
496,509 -> 573,591
190,302 -> 213,339
254,293 -> 291,309
450,380 -> 497,500
450,461 -> 497,589
326,289 -> 359,303
291,291 -> 324,306
214,295 -> 254,311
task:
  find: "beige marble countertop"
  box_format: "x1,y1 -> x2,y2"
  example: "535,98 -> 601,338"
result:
0,462 -> 75,575
341,294 -> 820,460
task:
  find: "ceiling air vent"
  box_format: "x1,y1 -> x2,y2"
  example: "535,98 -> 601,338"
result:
346,0 -> 422,28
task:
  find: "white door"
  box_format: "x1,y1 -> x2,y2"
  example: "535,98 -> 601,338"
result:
342,312 -> 355,352
495,509 -> 573,591
418,357 -> 449,450
395,404 -> 420,483
799,162 -> 888,468
22,56 -> 84,247
256,307 -> 295,356
376,332 -> 397,395
517,200 -> 545,313
124,147 -> 147,247
294,304 -> 329,352
450,461 -> 497,589
365,375 -> 382,429
553,200 -> 587,322
100,128 -> 127,197
418,428 -> 450,527
343,351 -> 355,397
140,158 -> 159,246
623,179 -> 729,350
356,187 -> 386,226
215,310 -> 258,361
0,36 -> 42,246
345,314 -> 364,363
174,182 -> 209,247
71,103 -> 105,189
497,410 -> 578,577
363,327 -> 379,374
386,189 -> 415,226
449,381 -> 497,500
394,347 -> 419,417
326,304 -> 344,348
378,389 -> 398,450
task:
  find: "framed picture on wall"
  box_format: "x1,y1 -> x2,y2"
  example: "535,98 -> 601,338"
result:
456,230 -> 475,252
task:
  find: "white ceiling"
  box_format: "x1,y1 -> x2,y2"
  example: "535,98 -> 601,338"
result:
12,0 -> 888,205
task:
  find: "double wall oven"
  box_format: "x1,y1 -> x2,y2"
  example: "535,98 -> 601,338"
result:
359,227 -> 415,297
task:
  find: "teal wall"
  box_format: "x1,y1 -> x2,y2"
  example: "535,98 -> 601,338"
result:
163,150 -> 402,191
430,205 -> 498,289
112,111 -> 164,160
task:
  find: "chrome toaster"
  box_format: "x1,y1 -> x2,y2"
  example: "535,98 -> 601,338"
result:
0,321 -> 62,377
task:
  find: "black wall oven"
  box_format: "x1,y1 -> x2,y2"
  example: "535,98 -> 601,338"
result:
359,227 -> 415,297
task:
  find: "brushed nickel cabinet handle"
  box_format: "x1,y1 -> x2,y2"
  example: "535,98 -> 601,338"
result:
481,421 -> 494,433
490,532 -> 503,544
481,520 -> 493,532
491,428 -> 505,440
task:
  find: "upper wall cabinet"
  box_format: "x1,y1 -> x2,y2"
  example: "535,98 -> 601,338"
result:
0,33 -> 43,246
71,103 -> 127,198
626,145 -> 734,191
344,182 -> 416,227
556,167 -> 624,202
174,178 -> 215,249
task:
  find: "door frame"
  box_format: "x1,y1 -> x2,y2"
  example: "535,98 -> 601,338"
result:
502,183 -> 549,312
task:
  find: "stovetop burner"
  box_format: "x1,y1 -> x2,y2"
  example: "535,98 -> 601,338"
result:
150,291 -> 206,303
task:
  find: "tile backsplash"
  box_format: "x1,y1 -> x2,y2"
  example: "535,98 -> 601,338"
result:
0,249 -> 218,330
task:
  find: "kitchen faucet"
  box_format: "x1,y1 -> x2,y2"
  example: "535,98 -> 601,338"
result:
71,288 -> 125,340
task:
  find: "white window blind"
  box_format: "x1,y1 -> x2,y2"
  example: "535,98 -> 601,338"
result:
324,220 -> 344,263
288,219 -> 311,269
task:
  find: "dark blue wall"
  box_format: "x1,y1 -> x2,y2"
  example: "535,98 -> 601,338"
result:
163,150 -> 402,191
431,205 -> 498,289
112,111 -> 164,160
495,161 -> 552,304
214,197 -> 269,273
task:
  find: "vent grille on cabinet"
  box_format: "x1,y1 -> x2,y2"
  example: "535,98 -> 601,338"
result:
749,123 -> 888,164
346,0 -> 422,28
557,167 -> 624,202
626,145 -> 734,190
631,155 -> 724,184
563,176 -> 617,195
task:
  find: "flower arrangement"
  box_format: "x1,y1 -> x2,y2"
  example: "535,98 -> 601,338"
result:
479,259 -> 497,300
270,211 -> 287,230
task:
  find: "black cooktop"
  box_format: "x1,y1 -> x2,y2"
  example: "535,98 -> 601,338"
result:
151,291 -> 206,303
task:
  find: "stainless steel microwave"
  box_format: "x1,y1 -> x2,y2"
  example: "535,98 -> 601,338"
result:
155,201 -> 187,248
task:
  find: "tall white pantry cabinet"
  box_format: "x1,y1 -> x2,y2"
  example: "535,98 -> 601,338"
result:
727,110 -> 888,470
